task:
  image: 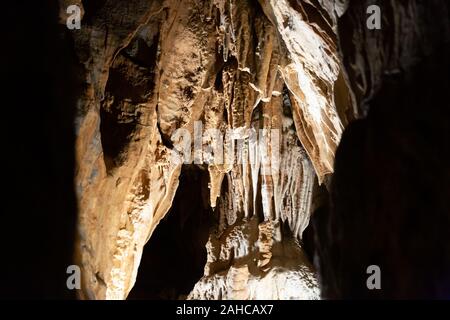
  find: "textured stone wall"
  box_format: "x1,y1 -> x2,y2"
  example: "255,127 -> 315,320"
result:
3,0 -> 448,300
312,0 -> 450,299
64,0 -> 450,300
65,0 -> 353,299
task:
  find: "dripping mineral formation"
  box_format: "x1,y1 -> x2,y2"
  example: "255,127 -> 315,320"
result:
4,0 -> 450,300
67,0 -> 352,300
56,0 -> 450,300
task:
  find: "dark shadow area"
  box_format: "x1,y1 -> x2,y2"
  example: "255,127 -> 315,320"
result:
0,2 -> 80,298
312,42 -> 450,299
128,165 -> 216,299
81,0 -> 108,24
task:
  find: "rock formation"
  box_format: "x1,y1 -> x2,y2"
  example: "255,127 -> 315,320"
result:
65,0 -> 354,300
3,0 -> 449,300
54,0 -> 450,300
312,0 -> 450,299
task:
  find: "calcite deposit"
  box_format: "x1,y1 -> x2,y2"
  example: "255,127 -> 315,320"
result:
67,0 -> 352,300
4,0 -> 448,300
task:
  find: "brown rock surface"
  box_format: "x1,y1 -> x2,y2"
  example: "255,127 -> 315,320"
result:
66,0 -> 353,299
4,0 -> 449,300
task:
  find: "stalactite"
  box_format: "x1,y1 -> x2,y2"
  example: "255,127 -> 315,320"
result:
68,0 -> 353,299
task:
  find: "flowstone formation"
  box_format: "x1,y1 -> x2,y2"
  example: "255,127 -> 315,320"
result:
65,0 -> 353,299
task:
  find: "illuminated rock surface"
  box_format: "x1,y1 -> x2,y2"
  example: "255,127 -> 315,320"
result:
66,0 -> 450,300
3,0 -> 449,300
67,0 -> 354,300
